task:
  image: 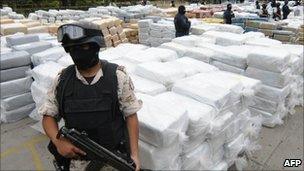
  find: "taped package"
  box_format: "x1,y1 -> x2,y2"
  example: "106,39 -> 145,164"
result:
0,23 -> 27,35
137,93 -> 188,147
184,47 -> 215,63
130,75 -> 166,96
203,31 -> 247,46
247,48 -> 291,73
12,41 -> 53,55
245,67 -> 291,88
139,140 -> 181,170
6,34 -> 39,47
160,42 -> 188,57
155,92 -> 215,138
168,57 -> 218,77
134,62 -> 186,87
1,103 -> 35,123
124,47 -> 177,64
0,77 -> 32,99
1,92 -> 34,111
0,66 -> 30,82
30,61 -> 64,88
31,46 -> 67,66
256,84 -> 290,103
172,76 -> 234,111
212,61 -> 245,75
0,51 -> 31,70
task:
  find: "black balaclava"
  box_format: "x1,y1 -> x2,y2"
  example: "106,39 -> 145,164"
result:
178,5 -> 186,15
69,43 -> 100,70
227,4 -> 232,11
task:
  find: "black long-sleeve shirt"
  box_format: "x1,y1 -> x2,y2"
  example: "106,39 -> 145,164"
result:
174,13 -> 191,37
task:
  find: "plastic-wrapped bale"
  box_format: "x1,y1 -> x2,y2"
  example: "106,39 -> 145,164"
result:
249,107 -> 284,128
0,47 -> 12,54
250,95 -> 287,115
212,61 -> 245,75
134,62 -> 186,88
1,92 -> 34,112
172,75 -> 236,111
0,66 -> 31,82
137,93 -> 188,147
139,140 -> 182,170
182,47 -> 215,63
160,42 -> 188,57
130,75 -> 167,96
0,77 -> 33,99
166,57 -> 218,77
203,31 -> 247,46
12,41 -> 53,55
245,67 -> 291,89
1,103 -> 35,123
124,47 -> 178,64
172,35 -> 206,47
256,84 -> 291,103
27,26 -> 49,34
31,46 -> 67,66
110,59 -> 137,73
0,51 -> 31,70
155,92 -> 216,153
245,37 -> 282,47
0,23 -> 27,35
57,55 -> 74,67
247,47 -> 290,73
6,34 -> 39,47
30,61 -> 64,89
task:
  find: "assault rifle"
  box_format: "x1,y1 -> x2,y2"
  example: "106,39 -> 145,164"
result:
57,126 -> 136,171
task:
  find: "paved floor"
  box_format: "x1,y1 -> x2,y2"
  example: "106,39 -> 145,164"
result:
1,107 -> 303,170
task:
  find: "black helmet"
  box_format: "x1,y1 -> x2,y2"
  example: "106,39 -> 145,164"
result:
57,20 -> 105,51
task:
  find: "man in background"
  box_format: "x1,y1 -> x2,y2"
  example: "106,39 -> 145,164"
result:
223,3 -> 235,24
174,5 -> 191,37
282,0 -> 291,19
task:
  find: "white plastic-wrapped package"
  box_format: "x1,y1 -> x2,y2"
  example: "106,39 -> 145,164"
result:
289,55 -> 303,75
6,34 -> 39,47
0,66 -> 30,82
31,46 -> 67,66
137,93 -> 188,147
249,107 -> 284,127
172,76 -> 233,111
130,75 -> 167,96
0,23 -> 27,35
30,61 -> 64,88
160,42 -> 188,57
1,103 -> 35,123
273,44 -> 303,58
172,35 -> 216,47
224,133 -> 249,162
124,47 -> 178,64
212,61 -> 245,75
134,62 -> 186,87
110,59 -> 137,73
210,161 -> 228,170
0,47 -> 12,54
12,41 -> 53,55
57,55 -> 74,67
0,51 -> 31,70
209,111 -> 235,139
247,48 -> 290,73
251,95 -> 286,114
139,140 -> 181,170
245,67 -> 291,88
245,37 -> 282,47
203,31 -> 247,46
242,31 -> 265,41
1,92 -> 34,111
256,84 -> 290,103
0,77 -> 32,99
184,47 -> 215,63
138,19 -> 153,28
168,57 -> 218,76
155,92 -> 215,137
182,143 -> 225,170
30,81 -> 48,107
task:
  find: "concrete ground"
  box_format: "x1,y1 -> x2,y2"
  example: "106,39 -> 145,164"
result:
1,107 -> 303,171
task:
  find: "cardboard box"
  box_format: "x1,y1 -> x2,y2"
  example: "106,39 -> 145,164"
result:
1,23 -> 27,35
259,22 -> 277,30
109,26 -> 117,35
246,20 -> 261,28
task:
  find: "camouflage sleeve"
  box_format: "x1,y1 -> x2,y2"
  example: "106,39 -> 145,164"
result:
37,73 -> 60,118
116,65 -> 143,117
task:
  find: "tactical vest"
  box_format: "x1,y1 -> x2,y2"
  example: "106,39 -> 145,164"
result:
56,60 -> 126,151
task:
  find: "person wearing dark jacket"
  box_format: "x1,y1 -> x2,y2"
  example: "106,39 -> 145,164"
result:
256,1 -> 261,9
223,4 -> 235,24
174,5 -> 191,37
274,2 -> 282,20
282,0 -> 291,19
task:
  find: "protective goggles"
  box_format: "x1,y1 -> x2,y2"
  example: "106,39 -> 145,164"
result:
57,24 -> 102,42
